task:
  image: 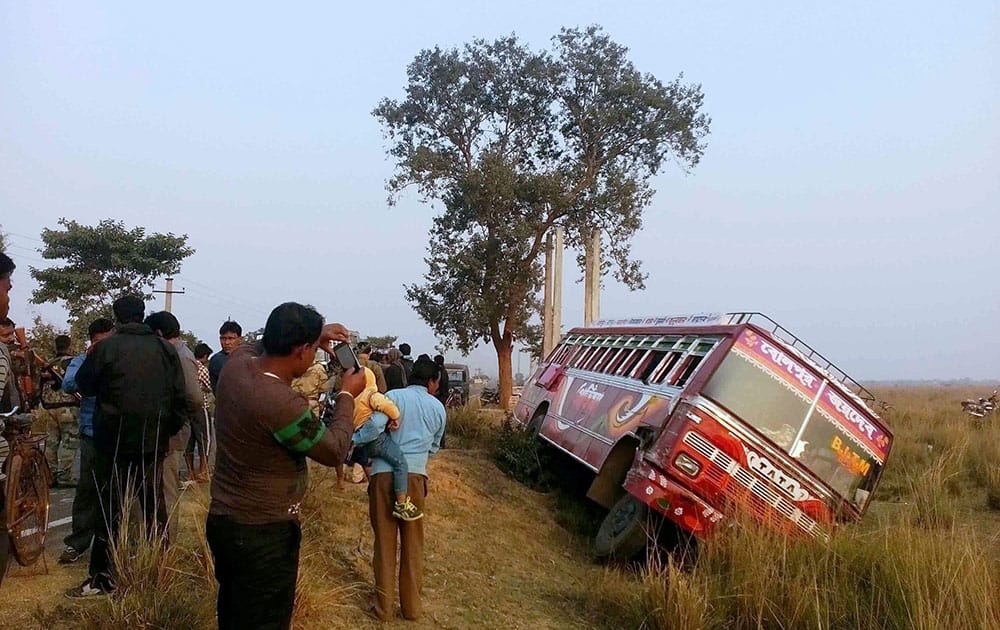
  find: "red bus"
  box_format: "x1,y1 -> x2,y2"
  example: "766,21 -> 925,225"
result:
512,313 -> 892,558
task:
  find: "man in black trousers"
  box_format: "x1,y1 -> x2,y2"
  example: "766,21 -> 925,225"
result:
207,302 -> 365,629
65,295 -> 187,598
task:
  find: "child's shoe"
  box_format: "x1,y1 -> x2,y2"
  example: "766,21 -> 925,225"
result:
392,497 -> 424,521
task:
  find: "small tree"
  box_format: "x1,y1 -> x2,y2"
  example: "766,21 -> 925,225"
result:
30,219 -> 194,323
363,334 -> 399,351
26,315 -> 76,361
374,27 -> 710,407
180,330 -> 205,353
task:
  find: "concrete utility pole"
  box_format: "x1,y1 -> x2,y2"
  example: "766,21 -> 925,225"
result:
153,277 -> 185,313
541,227 -> 564,359
583,228 -> 601,326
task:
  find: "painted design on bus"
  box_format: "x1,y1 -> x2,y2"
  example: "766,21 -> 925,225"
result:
830,436 -> 871,477
735,330 -> 822,400
816,390 -> 890,459
551,375 -> 673,439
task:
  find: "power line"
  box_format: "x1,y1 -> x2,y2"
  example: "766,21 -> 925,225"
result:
175,275 -> 273,315
180,285 -> 269,316
3,231 -> 44,243
182,292 -> 268,322
3,242 -> 42,255
1,244 -> 47,266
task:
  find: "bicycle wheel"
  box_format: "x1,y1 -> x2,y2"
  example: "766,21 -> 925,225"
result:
4,450 -> 50,566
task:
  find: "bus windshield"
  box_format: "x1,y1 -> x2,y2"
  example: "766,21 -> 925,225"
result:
702,334 -> 886,510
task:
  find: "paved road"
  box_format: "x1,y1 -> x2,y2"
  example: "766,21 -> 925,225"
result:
46,486 -> 75,551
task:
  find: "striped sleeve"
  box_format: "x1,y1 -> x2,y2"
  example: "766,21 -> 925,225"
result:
272,408 -> 327,453
0,350 -> 9,398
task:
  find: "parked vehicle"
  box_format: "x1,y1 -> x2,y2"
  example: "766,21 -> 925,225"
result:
961,390 -> 998,419
512,312 -> 893,559
444,363 -> 470,407
480,387 -> 500,406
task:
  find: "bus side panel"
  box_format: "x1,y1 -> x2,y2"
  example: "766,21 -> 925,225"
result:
538,372 -> 675,470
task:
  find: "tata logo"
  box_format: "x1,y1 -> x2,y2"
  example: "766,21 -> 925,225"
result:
745,448 -> 811,503
577,383 -> 605,402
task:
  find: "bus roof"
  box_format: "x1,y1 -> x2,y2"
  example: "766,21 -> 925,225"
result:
578,312 -> 877,408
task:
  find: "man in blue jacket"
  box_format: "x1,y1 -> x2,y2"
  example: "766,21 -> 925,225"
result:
58,317 -> 115,564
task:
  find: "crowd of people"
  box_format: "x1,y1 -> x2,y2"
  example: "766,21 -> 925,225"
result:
0,251 -> 449,627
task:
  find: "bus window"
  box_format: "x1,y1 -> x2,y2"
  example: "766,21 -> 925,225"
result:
574,346 -> 598,368
637,351 -> 668,382
592,347 -> 611,372
627,350 -> 653,379
649,352 -> 683,384
560,344 -> 582,366
673,355 -> 704,387
585,347 -> 609,371
606,348 -> 630,374
616,348 -> 643,376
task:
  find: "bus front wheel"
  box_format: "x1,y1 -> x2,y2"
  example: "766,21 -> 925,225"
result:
594,493 -> 649,561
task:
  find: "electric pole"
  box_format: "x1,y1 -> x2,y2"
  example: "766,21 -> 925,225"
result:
542,227 -> 564,358
583,228 -> 601,326
153,277 -> 185,313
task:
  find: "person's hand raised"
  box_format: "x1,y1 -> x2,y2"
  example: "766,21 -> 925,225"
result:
339,367 -> 366,398
317,323 -> 351,355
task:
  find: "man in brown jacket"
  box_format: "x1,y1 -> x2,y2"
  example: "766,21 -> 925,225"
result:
207,302 -> 365,630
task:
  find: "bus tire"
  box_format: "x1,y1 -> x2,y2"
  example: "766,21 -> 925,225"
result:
527,407 -> 546,438
594,493 -> 648,561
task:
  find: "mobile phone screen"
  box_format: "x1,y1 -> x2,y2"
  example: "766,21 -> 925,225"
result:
333,342 -> 359,371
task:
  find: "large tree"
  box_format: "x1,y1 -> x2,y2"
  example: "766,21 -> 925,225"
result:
30,218 -> 194,323
362,334 -> 399,351
374,26 -> 709,407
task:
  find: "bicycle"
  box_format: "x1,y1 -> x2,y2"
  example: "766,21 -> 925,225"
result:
1,406 -> 52,575
445,388 -> 465,409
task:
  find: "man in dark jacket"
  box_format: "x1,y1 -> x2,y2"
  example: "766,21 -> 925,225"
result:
209,320 -> 242,392
66,295 -> 188,598
433,355 -> 450,406
398,342 -> 414,381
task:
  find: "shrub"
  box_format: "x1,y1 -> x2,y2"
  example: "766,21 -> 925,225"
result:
492,419 -> 556,491
445,406 -> 500,448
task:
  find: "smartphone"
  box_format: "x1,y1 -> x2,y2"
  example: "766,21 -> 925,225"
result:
333,342 -> 360,371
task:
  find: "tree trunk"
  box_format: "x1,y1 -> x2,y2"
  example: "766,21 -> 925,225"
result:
494,335 -> 514,411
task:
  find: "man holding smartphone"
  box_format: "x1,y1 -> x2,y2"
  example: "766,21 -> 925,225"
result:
207,302 -> 366,630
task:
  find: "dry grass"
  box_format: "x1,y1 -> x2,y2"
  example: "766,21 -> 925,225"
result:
578,385 -> 1000,630
11,385 -> 1000,629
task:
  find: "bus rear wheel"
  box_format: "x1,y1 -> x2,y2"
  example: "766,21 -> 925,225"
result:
594,493 -> 649,561
526,407 -> 546,437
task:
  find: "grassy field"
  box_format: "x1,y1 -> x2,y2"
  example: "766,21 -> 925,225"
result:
3,385 -> 998,629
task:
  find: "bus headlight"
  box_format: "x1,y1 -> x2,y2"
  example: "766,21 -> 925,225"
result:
674,452 -> 701,478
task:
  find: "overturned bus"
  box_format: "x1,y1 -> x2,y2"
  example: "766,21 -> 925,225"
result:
512,313 -> 892,559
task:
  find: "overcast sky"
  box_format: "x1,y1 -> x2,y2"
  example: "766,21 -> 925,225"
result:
1,1 -> 997,381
